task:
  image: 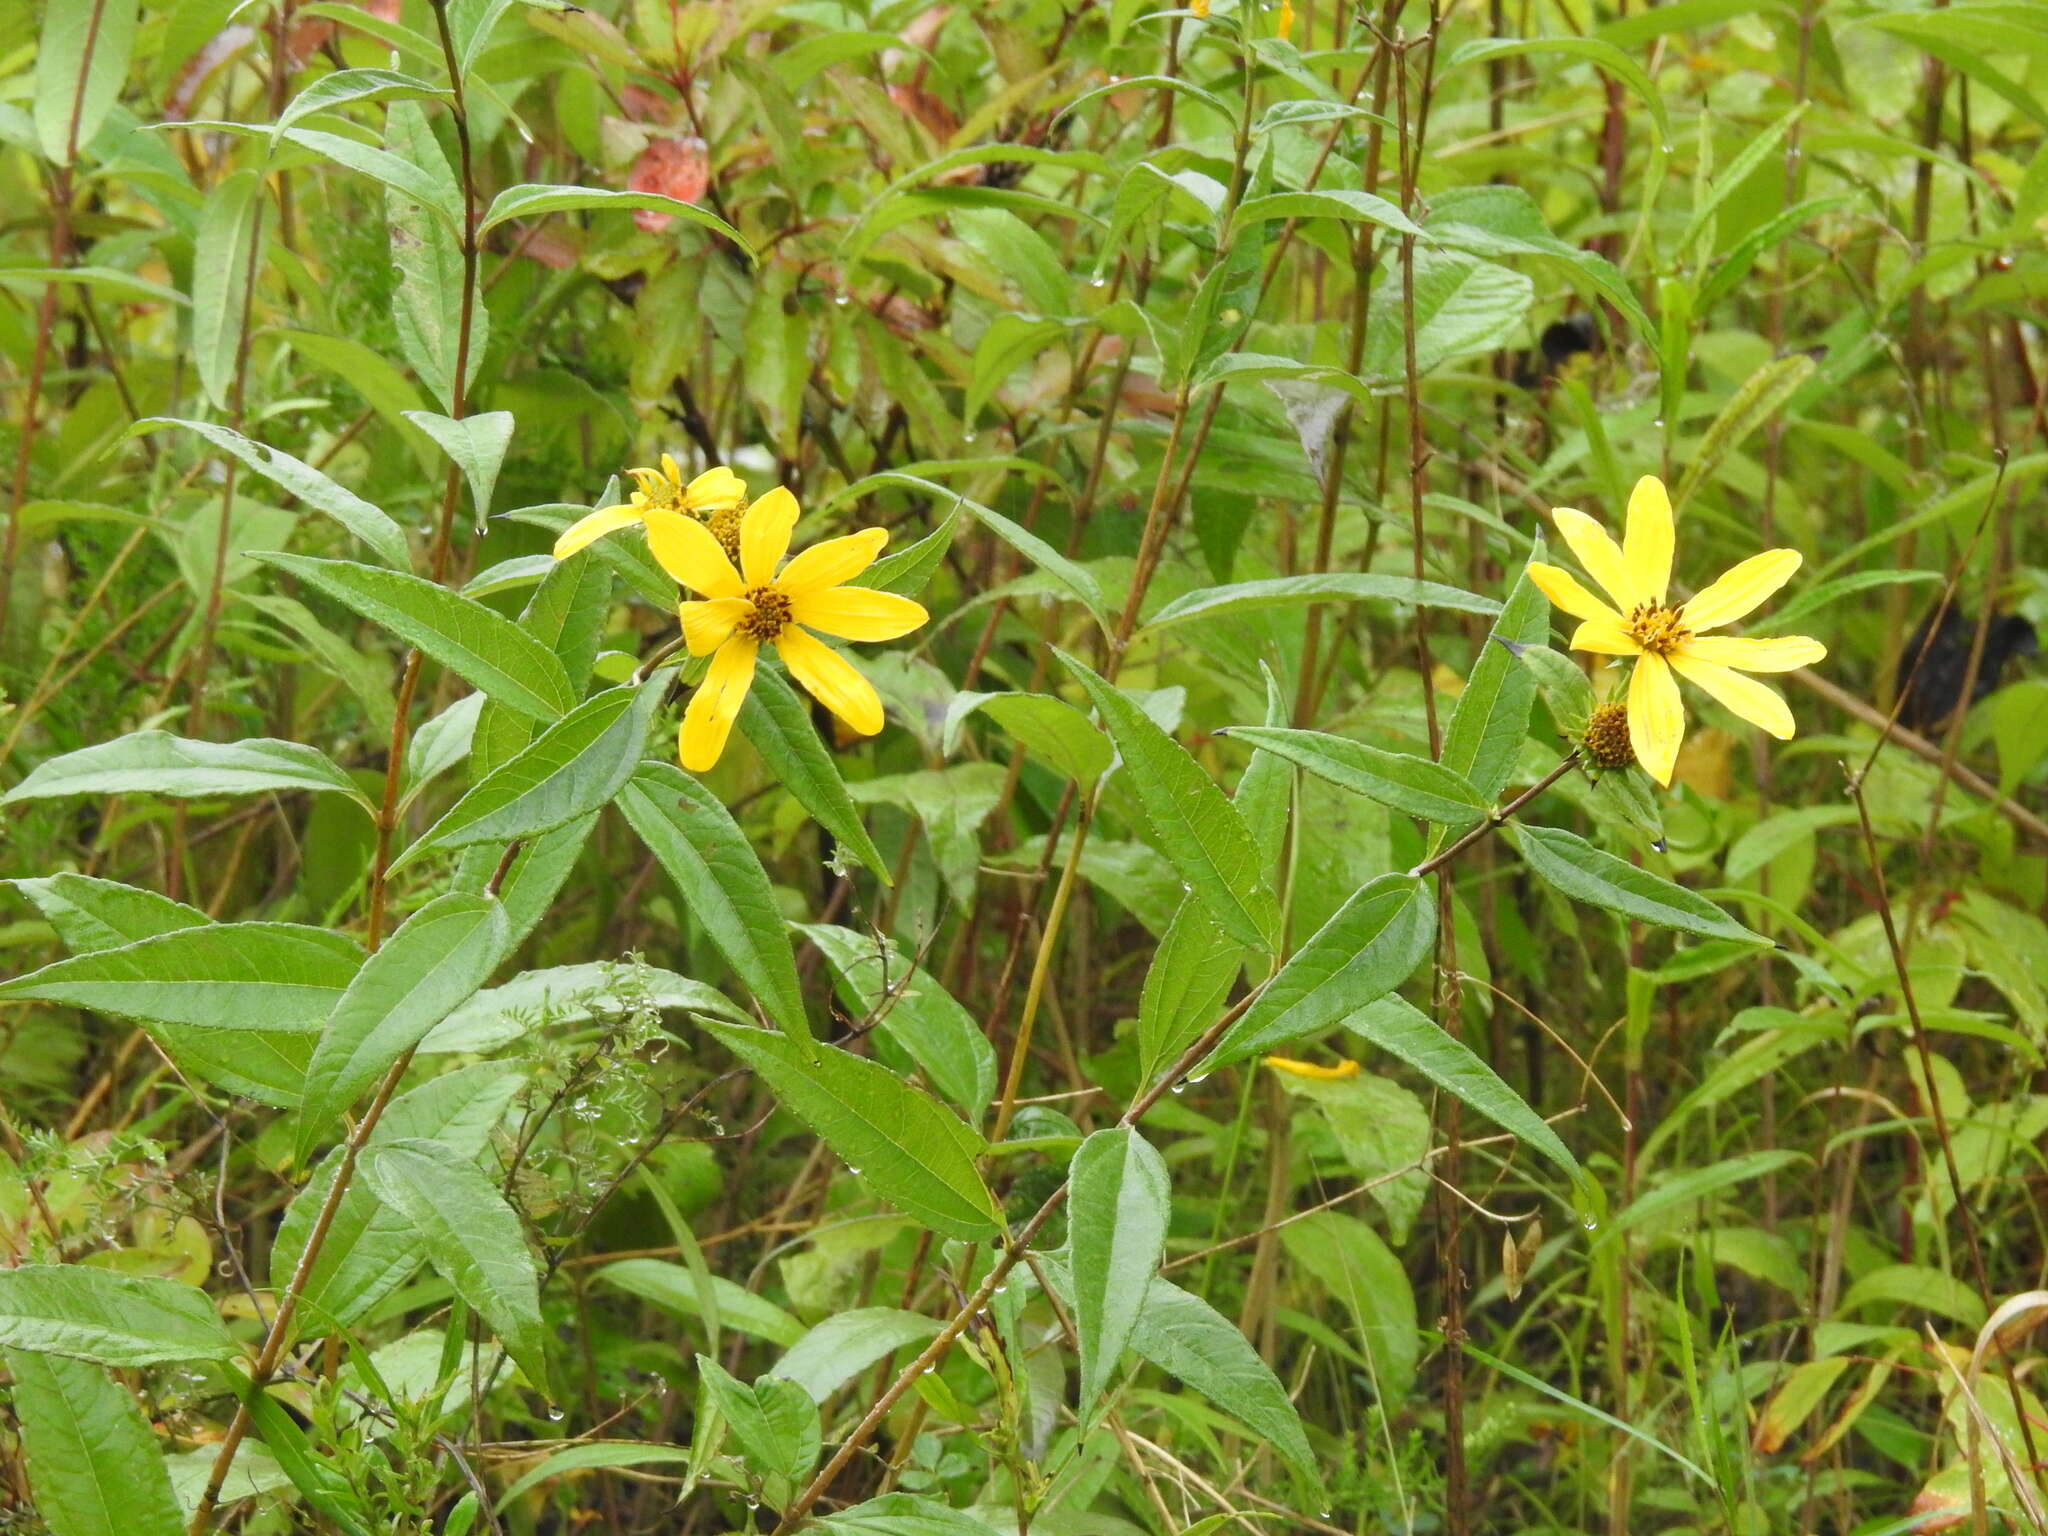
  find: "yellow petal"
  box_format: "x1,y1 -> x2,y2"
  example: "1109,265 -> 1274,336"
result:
686,465 -> 747,512
678,596 -> 750,657
1628,651 -> 1684,786
790,586 -> 928,642
1552,507 -> 1642,613
646,509 -> 742,598
1679,634 -> 1826,673
777,527 -> 890,596
1680,549 -> 1801,632
1527,561 -> 1624,625
777,627 -> 884,736
1669,651 -> 1795,739
659,452 -> 683,484
1622,475 -> 1673,604
678,638 -> 757,771
553,503 -> 642,559
1569,618 -> 1640,656
740,486 -> 800,586
1262,1055 -> 1358,1080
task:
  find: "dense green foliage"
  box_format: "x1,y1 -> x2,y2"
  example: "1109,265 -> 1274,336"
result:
2,1 -> 2046,1533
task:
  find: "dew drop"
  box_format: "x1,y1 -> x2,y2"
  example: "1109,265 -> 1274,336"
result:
545,1404 -> 566,1421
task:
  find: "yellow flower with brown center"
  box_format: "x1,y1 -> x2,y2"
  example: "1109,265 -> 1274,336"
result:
644,487 -> 928,771
552,455 -> 749,561
1525,474 -> 1827,787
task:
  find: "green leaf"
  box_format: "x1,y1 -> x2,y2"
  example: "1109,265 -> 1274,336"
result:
257,553 -> 575,722
33,0 -> 138,165
1138,898 -> 1243,1087
191,168 -> 266,413
738,666 -> 890,878
866,502 -> 962,597
798,924 -> 996,1119
489,1443 -> 697,1514
132,417 -> 409,567
7,874 -> 208,953
1670,353 -> 1818,512
705,1022 -> 1003,1240
1201,875 -> 1435,1073
4,731 -> 369,810
620,763 -> 811,1043
273,1063 -> 525,1341
2,1350 -> 184,1536
232,1371 -> 374,1536
385,102 -> 480,412
1838,1263 -> 1986,1331
1514,824 -> 1768,946
477,183 -> 750,250
403,409 -> 514,528
400,682 -> 660,866
1272,1068 -> 1430,1241
276,125 -> 463,226
1425,187 -> 1651,341
1070,1127 -> 1171,1419
1056,649 -> 1280,952
1343,995 -> 1585,1187
272,66 -> 444,143
419,960 -> 747,1055
296,892 -> 511,1166
1220,727 -> 1486,826
0,1267 -> 237,1365
1279,1210 -> 1419,1403
696,1356 -> 820,1486
943,691 -> 1112,785
1130,1275 -> 1318,1484
818,1495 -> 1002,1535
835,473 -> 1106,625
1363,250 -> 1533,383
1228,187 -> 1421,238
1144,573 -> 1500,633
362,1139 -> 550,1392
593,1259 -> 804,1347
0,922 -> 361,1032
1441,547 -> 1550,802
768,1308 -> 944,1404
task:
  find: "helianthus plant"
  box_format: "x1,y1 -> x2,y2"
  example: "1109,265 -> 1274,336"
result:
1525,475 -> 1828,785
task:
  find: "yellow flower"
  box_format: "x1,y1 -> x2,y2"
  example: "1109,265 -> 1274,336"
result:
1276,0 -> 1294,39
1525,475 -> 1827,787
552,455 -> 749,562
1190,0 -> 1209,15
646,487 -> 928,772
1262,1055 -> 1359,1081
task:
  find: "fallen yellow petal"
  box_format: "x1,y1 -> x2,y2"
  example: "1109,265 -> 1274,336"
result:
1262,1055 -> 1359,1081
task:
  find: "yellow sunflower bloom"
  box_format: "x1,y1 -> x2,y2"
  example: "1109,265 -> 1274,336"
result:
648,487 -> 929,772
552,456 -> 750,561
1525,474 -> 1827,787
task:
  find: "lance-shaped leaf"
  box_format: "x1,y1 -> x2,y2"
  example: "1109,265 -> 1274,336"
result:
0,1267 -> 236,1366
4,732 -> 370,810
404,409 -> 514,530
33,0 -> 138,164
1069,1128 -> 1171,1419
620,763 -> 810,1042
0,922 -> 361,1032
797,924 -> 995,1119
478,184 -> 750,250
1056,649 -> 1279,952
131,418 -> 409,568
2,1351 -> 184,1536
1137,898 -> 1243,1087
399,682 -> 659,866
1514,824 -> 1767,946
7,874 -> 208,953
1200,874 -> 1436,1073
767,1309 -> 945,1405
705,1022 -> 1003,1239
1343,995 -> 1585,1187
258,553 -> 575,721
1220,727 -> 1486,826
363,1139 -> 550,1394
1441,544 -> 1550,802
191,169 -> 266,413
296,893 -> 511,1166
738,666 -> 889,878
1143,573 -> 1500,634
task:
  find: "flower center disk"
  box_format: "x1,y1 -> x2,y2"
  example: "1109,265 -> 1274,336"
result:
739,586 -> 792,640
1626,603 -> 1690,655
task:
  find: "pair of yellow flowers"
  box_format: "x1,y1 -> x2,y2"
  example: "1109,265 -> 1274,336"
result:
553,461 -> 1820,788
553,458 -> 926,770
